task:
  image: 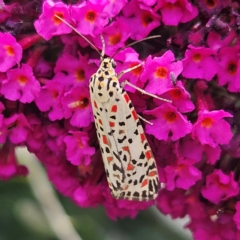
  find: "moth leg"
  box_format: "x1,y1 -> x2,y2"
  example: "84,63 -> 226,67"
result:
121,80 -> 172,103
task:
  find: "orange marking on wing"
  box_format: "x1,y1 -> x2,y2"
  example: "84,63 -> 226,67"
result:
149,171 -> 157,177
124,93 -> 130,103
111,104 -> 117,112
109,121 -> 115,127
94,101 -> 98,109
145,150 -> 152,160
140,133 -> 146,143
122,146 -> 130,152
102,135 -> 109,145
127,164 -> 134,171
107,157 -> 113,162
131,110 -> 138,120
141,179 -> 148,187
99,119 -> 103,125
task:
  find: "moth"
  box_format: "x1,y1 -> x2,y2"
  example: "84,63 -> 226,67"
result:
55,15 -> 171,201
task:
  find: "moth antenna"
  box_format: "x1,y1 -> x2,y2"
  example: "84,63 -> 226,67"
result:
54,15 -> 102,57
110,35 -> 161,60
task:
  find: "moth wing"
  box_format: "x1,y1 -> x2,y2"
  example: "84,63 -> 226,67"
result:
93,87 -> 159,201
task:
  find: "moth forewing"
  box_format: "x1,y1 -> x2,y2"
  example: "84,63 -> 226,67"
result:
90,58 -> 160,201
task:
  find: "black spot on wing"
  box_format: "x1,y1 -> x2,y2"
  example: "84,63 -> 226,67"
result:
98,76 -> 104,82
118,136 -> 127,143
119,122 -> 125,126
139,152 -> 145,159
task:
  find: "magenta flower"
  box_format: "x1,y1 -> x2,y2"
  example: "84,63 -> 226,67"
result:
71,1 -> 109,37
164,158 -> 202,190
4,113 -> 32,144
157,189 -> 187,218
35,75 -> 65,121
92,18 -> 131,56
201,170 -> 238,204
62,86 -> 93,128
0,32 -> 22,72
157,81 -> 195,113
179,136 -> 221,165
182,45 -> 218,80
156,0 -> 198,26
120,0 -> 161,40
103,0 -> 127,17
144,103 -> 192,141
64,131 -> 95,166
192,110 -> 233,147
140,51 -> 183,95
0,143 -> 28,180
216,45 -> 240,92
34,1 -> 72,40
1,64 -> 40,103
54,52 -> 95,89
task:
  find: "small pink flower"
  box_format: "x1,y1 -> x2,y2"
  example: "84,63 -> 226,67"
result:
64,131 -> 95,166
0,32 -> 22,72
1,64 -> 40,103
4,113 -> 32,144
201,170 -> 238,204
92,18 -> 131,56
34,1 -> 72,40
182,45 -> 218,81
0,143 -> 28,180
156,0 -> 198,26
62,86 -> 93,128
192,110 -> 233,147
216,45 -> 240,92
35,75 -> 65,121
71,1 -> 109,37
164,158 -> 202,190
140,51 -> 183,95
120,0 -> 161,40
157,189 -> 187,218
54,52 -> 96,89
144,103 -> 192,141
156,81 -> 195,113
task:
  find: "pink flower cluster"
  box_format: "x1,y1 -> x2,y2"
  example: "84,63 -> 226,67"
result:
1,0 -> 240,238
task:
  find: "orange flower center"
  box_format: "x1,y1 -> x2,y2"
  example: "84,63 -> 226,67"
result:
76,69 -> 85,81
141,12 -> 153,27
204,0 -> 217,8
169,88 -> 182,99
53,12 -> 64,25
109,33 -> 121,45
227,61 -> 238,76
85,10 -> 97,23
17,75 -> 28,85
78,139 -> 84,148
201,117 -> 213,128
5,45 -> 15,56
52,91 -> 59,100
164,111 -> 177,123
155,67 -> 168,79
129,63 -> 142,76
192,53 -> 202,62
